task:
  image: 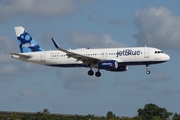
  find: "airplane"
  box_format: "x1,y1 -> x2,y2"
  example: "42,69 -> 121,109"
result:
11,26 -> 170,77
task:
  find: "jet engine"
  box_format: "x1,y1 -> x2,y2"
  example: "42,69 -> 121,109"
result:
95,60 -> 118,69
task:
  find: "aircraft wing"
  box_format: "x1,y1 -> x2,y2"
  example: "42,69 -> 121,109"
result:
51,38 -> 101,64
10,53 -> 32,59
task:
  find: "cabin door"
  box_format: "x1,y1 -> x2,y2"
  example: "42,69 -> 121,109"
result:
144,48 -> 149,58
40,52 -> 46,62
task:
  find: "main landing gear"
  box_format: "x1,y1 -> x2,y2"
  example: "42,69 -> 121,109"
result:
88,69 -> 101,77
146,64 -> 151,74
88,69 -> 94,76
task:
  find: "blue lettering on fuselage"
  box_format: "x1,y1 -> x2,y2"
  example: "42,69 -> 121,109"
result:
116,49 -> 140,57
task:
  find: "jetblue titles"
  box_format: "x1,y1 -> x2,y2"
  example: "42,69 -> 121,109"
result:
22,43 -> 34,48
116,49 -> 140,57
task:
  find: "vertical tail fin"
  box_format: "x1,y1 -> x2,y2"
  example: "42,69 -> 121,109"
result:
14,26 -> 44,53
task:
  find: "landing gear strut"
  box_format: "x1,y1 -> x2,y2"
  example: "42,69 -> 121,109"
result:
146,65 -> 151,74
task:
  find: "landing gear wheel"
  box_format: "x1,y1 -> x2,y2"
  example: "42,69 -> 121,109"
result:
95,71 -> 101,77
146,65 -> 150,74
88,70 -> 94,76
146,70 -> 151,74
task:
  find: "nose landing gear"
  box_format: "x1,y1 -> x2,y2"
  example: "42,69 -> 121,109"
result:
146,65 -> 151,74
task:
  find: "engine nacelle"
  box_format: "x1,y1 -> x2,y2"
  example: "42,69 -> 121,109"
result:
96,60 -> 118,69
107,65 -> 128,72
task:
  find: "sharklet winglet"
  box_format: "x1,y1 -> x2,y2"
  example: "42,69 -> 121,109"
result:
51,38 -> 60,49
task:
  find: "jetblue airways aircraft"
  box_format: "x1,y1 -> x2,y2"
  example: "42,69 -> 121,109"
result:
11,27 -> 170,77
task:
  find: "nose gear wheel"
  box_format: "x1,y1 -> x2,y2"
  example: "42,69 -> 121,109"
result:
146,65 -> 151,74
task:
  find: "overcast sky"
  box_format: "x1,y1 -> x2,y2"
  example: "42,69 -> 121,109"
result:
0,0 -> 180,117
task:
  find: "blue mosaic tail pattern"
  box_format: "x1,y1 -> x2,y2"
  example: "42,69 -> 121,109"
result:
14,26 -> 44,53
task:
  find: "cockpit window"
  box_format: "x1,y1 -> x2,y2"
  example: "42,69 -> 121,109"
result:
155,51 -> 163,54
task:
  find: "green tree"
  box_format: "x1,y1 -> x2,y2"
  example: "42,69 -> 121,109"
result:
106,111 -> 114,120
42,108 -> 50,114
100,116 -> 106,120
73,114 -> 80,120
22,114 -> 31,120
0,116 -> 7,120
9,114 -> 20,120
172,113 -> 180,120
151,116 -> 164,120
85,114 -> 94,120
119,116 -> 133,120
137,103 -> 173,120
59,115 -> 69,120
133,116 -> 143,120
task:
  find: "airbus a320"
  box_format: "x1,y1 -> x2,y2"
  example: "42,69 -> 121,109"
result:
11,27 -> 170,77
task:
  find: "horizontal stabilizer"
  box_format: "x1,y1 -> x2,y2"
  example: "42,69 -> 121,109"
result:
10,53 -> 32,59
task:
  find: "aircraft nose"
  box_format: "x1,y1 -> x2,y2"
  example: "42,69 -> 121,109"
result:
165,54 -> 170,61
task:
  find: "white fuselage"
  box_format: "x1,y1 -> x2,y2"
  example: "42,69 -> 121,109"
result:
12,47 -> 170,68
12,26 -> 170,76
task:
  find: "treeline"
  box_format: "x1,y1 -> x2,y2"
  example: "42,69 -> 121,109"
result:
0,103 -> 180,120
